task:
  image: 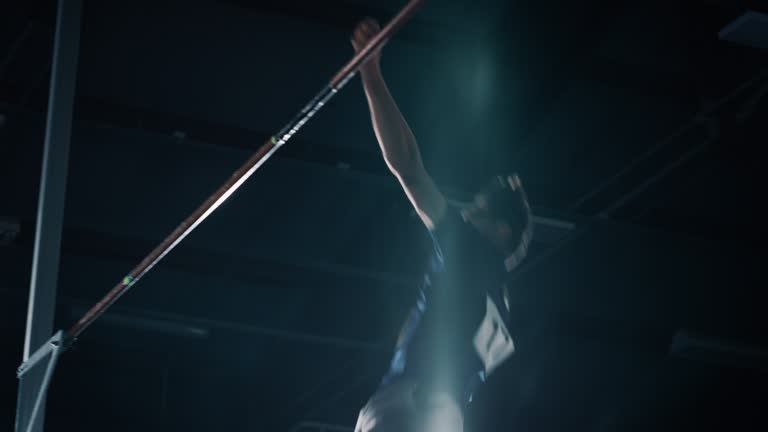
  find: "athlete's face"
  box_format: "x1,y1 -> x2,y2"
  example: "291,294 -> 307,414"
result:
463,194 -> 515,252
465,174 -> 528,257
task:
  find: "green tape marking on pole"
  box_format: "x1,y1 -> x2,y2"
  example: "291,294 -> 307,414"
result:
270,136 -> 278,145
122,275 -> 135,286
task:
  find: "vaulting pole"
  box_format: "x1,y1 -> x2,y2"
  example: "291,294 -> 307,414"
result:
17,2 -> 426,430
65,0 -> 427,341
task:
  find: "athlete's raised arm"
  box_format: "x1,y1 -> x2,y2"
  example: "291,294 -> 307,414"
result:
351,18 -> 447,230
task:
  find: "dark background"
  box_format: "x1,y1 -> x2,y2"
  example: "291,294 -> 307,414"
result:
2,0 -> 767,431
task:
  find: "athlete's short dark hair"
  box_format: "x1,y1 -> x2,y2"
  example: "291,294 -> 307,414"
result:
478,174 -> 533,260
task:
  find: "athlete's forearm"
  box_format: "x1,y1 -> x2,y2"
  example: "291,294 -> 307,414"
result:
361,68 -> 425,177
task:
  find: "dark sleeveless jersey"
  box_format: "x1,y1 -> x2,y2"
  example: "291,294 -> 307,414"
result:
379,206 -> 515,407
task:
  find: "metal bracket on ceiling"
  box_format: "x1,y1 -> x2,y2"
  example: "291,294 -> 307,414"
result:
0,218 -> 21,246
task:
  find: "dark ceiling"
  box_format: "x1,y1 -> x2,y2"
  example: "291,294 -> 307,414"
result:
2,0 -> 767,431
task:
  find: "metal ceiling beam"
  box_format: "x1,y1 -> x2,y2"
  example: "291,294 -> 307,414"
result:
64,301 -> 383,352
60,226 -> 418,291
671,330 -> 768,370
0,23 -> 33,80
568,68 -> 768,215
1,98 -> 588,236
58,210 -> 576,297
288,422 -> 352,432
598,117 -> 719,217
516,1 -> 628,144
0,98 -> 394,185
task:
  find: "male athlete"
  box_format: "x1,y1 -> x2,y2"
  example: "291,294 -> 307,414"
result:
351,18 -> 534,432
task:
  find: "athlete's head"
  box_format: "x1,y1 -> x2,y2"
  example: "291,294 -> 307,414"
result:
463,173 -> 533,271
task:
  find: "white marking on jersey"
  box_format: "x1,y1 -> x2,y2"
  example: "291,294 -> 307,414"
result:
473,295 -> 515,376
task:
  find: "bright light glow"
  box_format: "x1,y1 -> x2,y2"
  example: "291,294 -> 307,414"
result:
422,392 -> 464,432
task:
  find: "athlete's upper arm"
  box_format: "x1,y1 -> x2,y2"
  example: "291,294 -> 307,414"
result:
393,166 -> 447,231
